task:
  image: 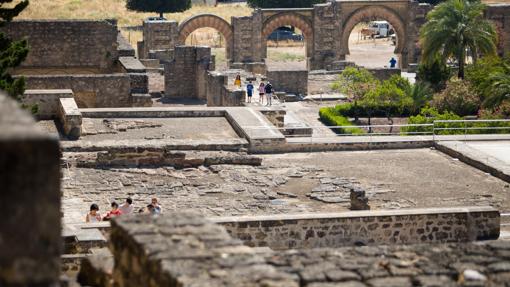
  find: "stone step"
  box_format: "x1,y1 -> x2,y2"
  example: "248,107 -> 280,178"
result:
77,248 -> 114,287
63,228 -> 108,254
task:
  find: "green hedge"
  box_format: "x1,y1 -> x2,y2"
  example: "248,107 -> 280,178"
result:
333,102 -> 415,118
319,107 -> 364,134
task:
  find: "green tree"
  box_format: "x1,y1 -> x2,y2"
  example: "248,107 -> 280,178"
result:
482,64 -> 510,109
417,57 -> 451,91
420,0 -> 497,79
0,0 -> 29,100
126,0 -> 191,18
331,67 -> 378,121
247,0 -> 325,8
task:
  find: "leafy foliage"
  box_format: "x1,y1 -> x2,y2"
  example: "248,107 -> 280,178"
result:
403,107 -> 510,135
319,107 -> 364,135
247,0 -> 325,8
126,0 -> 191,17
420,0 -> 497,79
417,57 -> 451,91
431,77 -> 481,116
0,0 -> 30,100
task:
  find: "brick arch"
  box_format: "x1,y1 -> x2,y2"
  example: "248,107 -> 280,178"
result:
262,12 -> 314,58
341,5 -> 406,56
178,14 -> 233,60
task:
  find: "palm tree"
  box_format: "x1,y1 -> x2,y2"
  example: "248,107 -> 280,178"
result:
420,0 -> 498,79
483,63 -> 510,109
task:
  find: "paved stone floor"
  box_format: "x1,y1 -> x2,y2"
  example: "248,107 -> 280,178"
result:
62,149 -> 509,224
76,117 -> 240,142
464,141 -> 510,165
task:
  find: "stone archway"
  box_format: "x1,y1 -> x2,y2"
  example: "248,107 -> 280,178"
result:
341,5 -> 407,63
178,14 -> 234,60
261,12 -> 314,60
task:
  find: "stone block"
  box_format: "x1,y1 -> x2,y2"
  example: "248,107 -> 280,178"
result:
0,91 -> 61,286
21,89 -> 74,119
59,97 -> 82,140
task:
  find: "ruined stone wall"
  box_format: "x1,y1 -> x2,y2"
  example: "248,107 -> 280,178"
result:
101,212 -> 510,287
4,20 -> 118,71
206,71 -> 245,107
164,46 -> 214,100
21,89 -> 74,120
23,74 -> 132,108
138,20 -> 178,59
267,69 -> 308,95
486,4 -> 510,57
0,92 -> 61,286
214,207 -> 500,250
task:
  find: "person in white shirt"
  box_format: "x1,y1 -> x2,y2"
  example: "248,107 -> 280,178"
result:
119,198 -> 134,215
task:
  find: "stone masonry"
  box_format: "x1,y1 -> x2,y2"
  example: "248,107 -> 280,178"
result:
164,46 -> 214,100
267,69 -> 308,96
98,212 -> 510,286
4,20 -> 118,71
139,2 -> 510,71
214,207 -> 500,250
0,92 -> 61,286
21,89 -> 74,120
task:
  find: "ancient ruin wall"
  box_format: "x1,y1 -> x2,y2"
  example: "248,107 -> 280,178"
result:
4,20 -> 118,71
0,92 -> 61,286
23,74 -> 131,108
214,207 -> 500,250
267,69 -> 308,96
486,4 -> 510,57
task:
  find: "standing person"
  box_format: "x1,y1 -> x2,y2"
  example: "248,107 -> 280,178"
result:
246,81 -> 254,103
85,204 -> 102,223
389,57 -> 397,68
234,74 -> 242,88
151,198 -> 162,214
103,202 -> 122,221
119,197 -> 133,215
258,82 -> 265,105
265,82 -> 273,106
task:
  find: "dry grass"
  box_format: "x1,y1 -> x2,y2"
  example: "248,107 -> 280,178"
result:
19,1 -> 252,27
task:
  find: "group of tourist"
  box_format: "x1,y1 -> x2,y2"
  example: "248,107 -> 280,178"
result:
234,74 -> 274,106
85,197 -> 163,222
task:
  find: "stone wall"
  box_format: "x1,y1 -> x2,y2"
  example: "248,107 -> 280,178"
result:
267,69 -> 308,96
369,68 -> 402,81
97,212 -> 510,286
206,71 -> 245,107
0,92 -> 61,286
138,20 -> 178,60
23,74 -> 132,108
486,4 -> 510,57
21,89 -> 74,119
164,46 -> 214,100
4,20 -> 118,71
214,207 -> 500,250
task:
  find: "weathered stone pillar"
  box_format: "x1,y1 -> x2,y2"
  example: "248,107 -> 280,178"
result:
0,92 -> 61,286
139,20 -> 178,59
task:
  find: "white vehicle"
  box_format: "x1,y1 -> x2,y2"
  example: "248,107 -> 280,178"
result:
369,21 -> 392,37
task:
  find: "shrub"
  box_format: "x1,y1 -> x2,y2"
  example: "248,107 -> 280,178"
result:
417,58 -> 451,91
402,107 -> 510,135
431,77 -> 481,116
319,107 -> 364,134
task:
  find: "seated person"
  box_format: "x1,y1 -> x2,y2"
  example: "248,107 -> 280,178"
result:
85,204 -> 102,223
151,198 -> 162,214
103,202 -> 122,221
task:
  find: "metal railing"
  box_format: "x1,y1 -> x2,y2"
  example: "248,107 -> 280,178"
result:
243,119 -> 510,143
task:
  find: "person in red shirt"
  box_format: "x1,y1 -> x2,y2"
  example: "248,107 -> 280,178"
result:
103,202 -> 122,221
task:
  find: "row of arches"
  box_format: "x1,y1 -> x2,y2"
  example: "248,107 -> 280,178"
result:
176,6 -> 407,69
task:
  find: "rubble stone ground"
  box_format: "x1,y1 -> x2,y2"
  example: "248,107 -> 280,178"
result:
62,149 -> 509,224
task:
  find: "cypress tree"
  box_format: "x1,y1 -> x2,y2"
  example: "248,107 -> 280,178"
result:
126,0 -> 191,19
0,0 -> 29,100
